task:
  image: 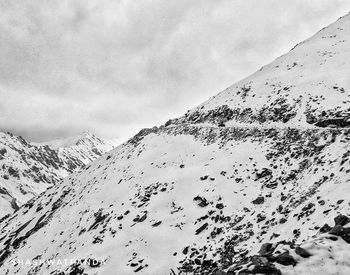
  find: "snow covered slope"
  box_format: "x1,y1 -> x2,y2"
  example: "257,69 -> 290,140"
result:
0,131 -> 114,218
169,12 -> 350,129
0,12 -> 350,275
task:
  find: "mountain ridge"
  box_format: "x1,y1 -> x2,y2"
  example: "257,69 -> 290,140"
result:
0,131 -> 115,218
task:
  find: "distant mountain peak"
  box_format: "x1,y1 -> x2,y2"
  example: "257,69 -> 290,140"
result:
0,130 -> 115,218
36,131 -> 114,149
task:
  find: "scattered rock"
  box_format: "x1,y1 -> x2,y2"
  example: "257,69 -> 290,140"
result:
257,214 -> 266,223
295,246 -> 312,258
195,223 -> 208,235
228,255 -> 282,275
194,196 -> 209,207
279,217 -> 287,224
274,252 -> 296,266
319,223 -> 332,233
341,228 -> 350,243
259,243 -> 274,256
252,196 -> 265,205
334,214 -> 350,226
152,221 -> 162,227
329,224 -> 344,236
256,168 -> 273,180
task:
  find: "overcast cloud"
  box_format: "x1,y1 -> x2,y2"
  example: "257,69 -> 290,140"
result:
0,0 -> 349,142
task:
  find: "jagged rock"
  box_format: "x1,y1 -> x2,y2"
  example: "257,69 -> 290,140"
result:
327,236 -> 338,241
257,214 -> 266,223
152,221 -> 162,227
256,168 -> 272,180
319,223 -> 332,233
10,199 -> 19,211
88,211 -> 108,231
194,196 -> 209,207
329,225 -> 344,236
87,258 -> 103,268
341,228 -> 350,243
195,223 -> 208,235
134,265 -> 144,272
279,217 -> 287,224
252,196 -> 265,205
274,252 -> 296,266
259,243 -> 274,256
182,246 -> 189,255
228,255 -> 282,275
301,203 -> 315,212
218,121 -> 226,127
318,200 -> 325,205
334,214 -> 350,226
295,246 -> 312,258
68,263 -> 85,275
138,213 -> 147,223
315,118 -> 350,128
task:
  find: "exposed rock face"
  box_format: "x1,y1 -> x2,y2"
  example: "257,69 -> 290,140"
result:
216,214 -> 350,275
0,131 -> 115,217
0,11 -> 350,275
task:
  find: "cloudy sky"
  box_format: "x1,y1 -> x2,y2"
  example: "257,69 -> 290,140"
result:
0,0 -> 349,142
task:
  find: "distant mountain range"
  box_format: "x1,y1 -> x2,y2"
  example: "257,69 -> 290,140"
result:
0,131 -> 115,218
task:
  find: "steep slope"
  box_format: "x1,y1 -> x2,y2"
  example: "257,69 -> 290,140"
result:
169,12 -> 350,129
0,131 -> 115,218
0,12 -> 349,275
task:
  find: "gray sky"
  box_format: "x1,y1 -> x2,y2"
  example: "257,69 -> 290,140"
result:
0,0 -> 349,142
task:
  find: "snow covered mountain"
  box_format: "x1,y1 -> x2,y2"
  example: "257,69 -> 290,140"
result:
36,131 -> 117,165
0,12 -> 350,275
0,131 -> 115,218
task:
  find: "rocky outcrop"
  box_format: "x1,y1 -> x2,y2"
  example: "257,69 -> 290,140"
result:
212,214 -> 350,275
